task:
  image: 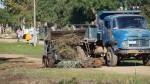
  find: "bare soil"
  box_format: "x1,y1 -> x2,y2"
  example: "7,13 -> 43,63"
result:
0,54 -> 42,70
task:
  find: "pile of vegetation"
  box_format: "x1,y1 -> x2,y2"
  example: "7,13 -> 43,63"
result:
50,33 -> 105,68
52,34 -> 81,60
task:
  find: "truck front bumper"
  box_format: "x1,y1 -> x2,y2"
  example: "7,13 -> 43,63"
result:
118,49 -> 150,54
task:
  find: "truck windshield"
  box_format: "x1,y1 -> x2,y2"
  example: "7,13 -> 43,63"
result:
116,16 -> 146,29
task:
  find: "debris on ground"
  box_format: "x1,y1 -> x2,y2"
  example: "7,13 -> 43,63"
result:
56,58 -> 105,68
81,58 -> 105,68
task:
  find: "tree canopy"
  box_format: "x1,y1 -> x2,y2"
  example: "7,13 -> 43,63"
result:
4,0 -> 33,26
0,8 -> 11,24
1,0 -> 150,27
37,0 -> 120,26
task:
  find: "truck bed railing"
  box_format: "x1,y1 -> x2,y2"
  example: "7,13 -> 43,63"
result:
49,24 -> 98,42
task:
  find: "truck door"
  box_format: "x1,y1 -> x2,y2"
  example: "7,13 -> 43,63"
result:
103,20 -> 112,44
97,21 -> 104,40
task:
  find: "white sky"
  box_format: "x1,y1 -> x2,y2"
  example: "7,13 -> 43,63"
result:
0,2 -> 5,9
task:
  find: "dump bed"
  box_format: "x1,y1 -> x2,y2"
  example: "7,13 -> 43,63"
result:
49,24 -> 98,42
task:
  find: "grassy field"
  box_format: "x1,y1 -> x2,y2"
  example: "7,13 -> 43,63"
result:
0,41 -> 44,58
0,67 -> 149,84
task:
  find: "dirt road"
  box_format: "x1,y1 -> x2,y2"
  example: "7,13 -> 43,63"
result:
0,54 -> 150,76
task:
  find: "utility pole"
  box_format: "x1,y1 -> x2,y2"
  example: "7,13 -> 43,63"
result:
33,0 -> 37,47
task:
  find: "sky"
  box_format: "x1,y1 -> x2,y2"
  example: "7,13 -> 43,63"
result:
0,2 -> 5,9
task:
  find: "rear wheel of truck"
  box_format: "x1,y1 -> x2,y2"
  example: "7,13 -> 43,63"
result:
105,47 -> 118,66
42,55 -> 47,67
43,54 -> 55,68
143,55 -> 150,66
46,54 -> 55,67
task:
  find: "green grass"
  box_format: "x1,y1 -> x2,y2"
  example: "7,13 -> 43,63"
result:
10,67 -> 150,84
0,42 -> 44,58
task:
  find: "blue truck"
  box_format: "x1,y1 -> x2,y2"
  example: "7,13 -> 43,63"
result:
43,10 -> 150,67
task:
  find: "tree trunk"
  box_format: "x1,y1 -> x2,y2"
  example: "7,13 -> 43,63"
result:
5,23 -> 8,34
2,24 -> 4,34
91,7 -> 97,24
0,24 -> 2,34
21,17 -> 25,29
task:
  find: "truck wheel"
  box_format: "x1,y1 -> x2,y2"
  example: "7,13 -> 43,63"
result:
105,47 -> 118,66
42,55 -> 47,67
143,55 -> 150,66
44,54 -> 55,68
47,54 -> 55,67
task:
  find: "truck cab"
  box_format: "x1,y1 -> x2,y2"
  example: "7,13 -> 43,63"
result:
97,11 -> 150,66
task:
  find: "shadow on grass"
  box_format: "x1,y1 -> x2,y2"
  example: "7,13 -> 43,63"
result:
0,57 -> 25,64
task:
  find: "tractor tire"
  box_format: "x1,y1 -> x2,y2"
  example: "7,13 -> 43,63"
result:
105,47 -> 118,66
143,55 -> 150,66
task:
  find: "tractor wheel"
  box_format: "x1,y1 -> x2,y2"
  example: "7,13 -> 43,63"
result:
105,47 -> 118,66
143,55 -> 150,66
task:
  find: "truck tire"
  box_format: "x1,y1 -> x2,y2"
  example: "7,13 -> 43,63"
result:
143,55 -> 150,66
105,47 -> 118,66
47,54 -> 55,67
42,55 -> 47,67
43,54 -> 55,68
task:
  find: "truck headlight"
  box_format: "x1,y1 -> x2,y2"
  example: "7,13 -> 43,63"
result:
122,42 -> 127,47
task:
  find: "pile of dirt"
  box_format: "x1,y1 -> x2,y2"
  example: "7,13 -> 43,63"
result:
52,34 -> 81,60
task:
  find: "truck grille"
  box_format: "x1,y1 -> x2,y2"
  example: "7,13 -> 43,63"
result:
129,40 -> 149,47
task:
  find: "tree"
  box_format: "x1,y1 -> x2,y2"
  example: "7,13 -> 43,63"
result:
4,0 -> 33,27
0,8 -> 11,34
78,0 -> 119,23
37,0 -> 74,27
0,8 -> 10,23
37,0 -> 120,27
